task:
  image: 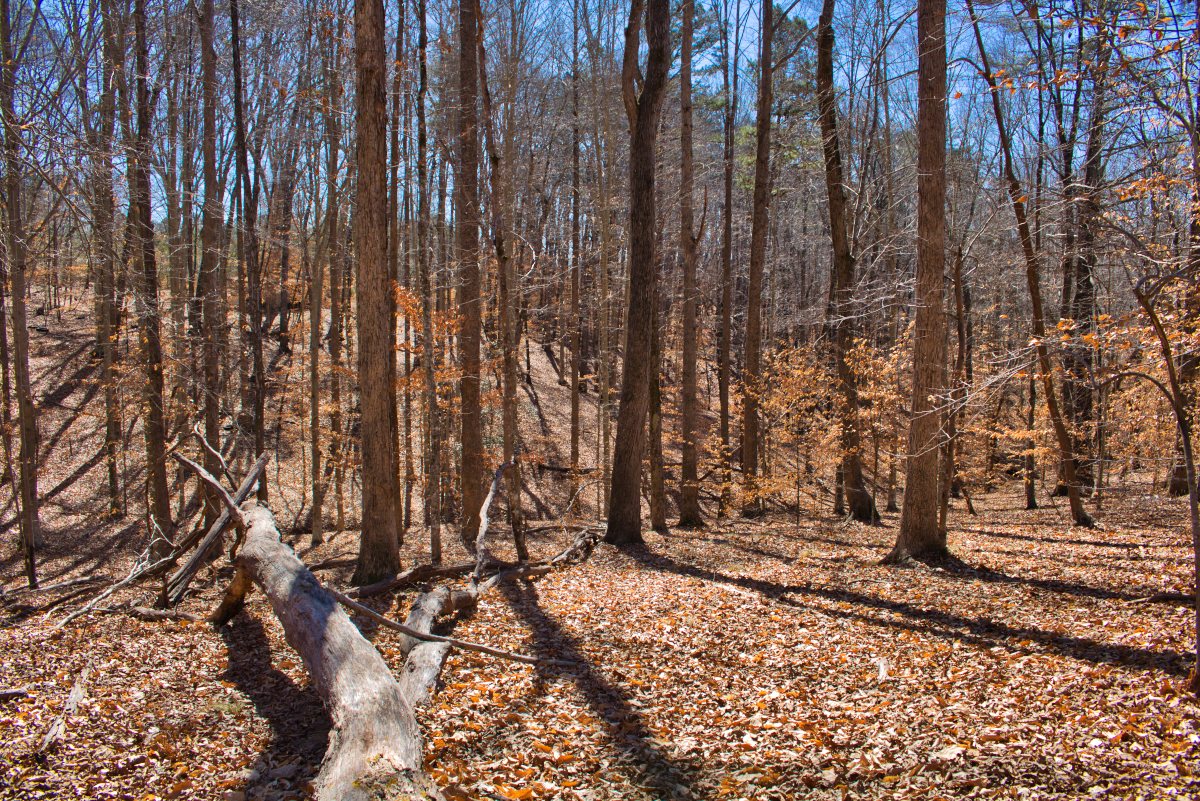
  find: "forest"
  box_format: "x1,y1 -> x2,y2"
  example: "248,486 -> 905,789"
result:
1,0 -> 1200,797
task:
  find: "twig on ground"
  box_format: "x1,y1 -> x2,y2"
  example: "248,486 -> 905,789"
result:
37,665 -> 90,756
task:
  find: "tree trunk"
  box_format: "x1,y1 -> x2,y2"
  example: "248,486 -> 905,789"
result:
199,0 -> 225,531
416,0 -> 440,562
569,0 -> 582,515
968,0 -> 1093,528
477,9 -> 527,560
717,0 -> 741,518
677,0 -> 702,527
230,0 -> 266,500
93,0 -> 122,518
604,0 -> 670,545
886,0 -> 947,562
457,0 -> 484,552
213,504 -> 441,800
133,0 -> 174,558
740,0 -> 773,518
0,0 -> 37,586
649,289 -> 667,533
817,0 -> 877,524
352,0 -> 401,584
1025,370 -> 1039,510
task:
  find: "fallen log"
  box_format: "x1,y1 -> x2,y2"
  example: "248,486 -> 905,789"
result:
195,454 -> 601,798
161,452 -> 268,606
212,502 -> 441,800
349,561 -> 475,599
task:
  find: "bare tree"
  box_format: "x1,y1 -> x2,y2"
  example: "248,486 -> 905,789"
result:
677,0 -> 702,527
817,0 -> 877,524
740,0 -> 773,517
132,0 -> 174,558
0,0 -> 38,586
604,0 -> 670,545
457,0 -> 484,552
351,0 -> 401,583
886,0 -> 948,561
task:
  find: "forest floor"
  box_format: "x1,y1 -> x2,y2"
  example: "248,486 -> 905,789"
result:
2,303 -> 1200,800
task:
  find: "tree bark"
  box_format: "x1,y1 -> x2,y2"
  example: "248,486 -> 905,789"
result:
677,0 -> 702,527
416,0 -> 441,561
198,0 -> 225,531
457,0 -> 485,552
741,0 -> 773,518
230,0 -> 266,500
817,0 -> 877,524
605,0 -> 670,545
213,503 -> 441,800
886,0 -> 947,562
477,3 -> 527,559
0,0 -> 37,586
717,0 -> 741,518
352,0 -> 402,583
133,0 -> 174,558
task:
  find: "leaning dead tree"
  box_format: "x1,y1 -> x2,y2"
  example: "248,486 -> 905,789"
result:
180,456 -> 601,799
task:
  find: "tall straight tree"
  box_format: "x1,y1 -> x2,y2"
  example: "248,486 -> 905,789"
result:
351,0 -> 401,583
198,0 -> 225,529
717,0 -> 741,518
886,0 -> 948,562
0,0 -> 37,586
132,0 -> 174,558
968,0 -> 1093,528
677,0 -> 702,527
91,0 -> 122,519
416,0 -> 441,561
230,0 -> 265,498
604,0 -> 670,545
476,0 -> 526,560
817,0 -> 877,523
457,0 -> 484,550
740,0 -> 772,517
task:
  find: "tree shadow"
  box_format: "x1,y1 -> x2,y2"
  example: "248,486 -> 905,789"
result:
499,581 -> 699,800
625,546 -> 1193,678
887,550 -> 1178,605
961,527 -> 1183,550
662,532 -> 796,565
219,614 -> 330,798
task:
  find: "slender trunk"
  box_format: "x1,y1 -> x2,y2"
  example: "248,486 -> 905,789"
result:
387,0 -> 405,539
717,0 -> 740,518
817,0 -> 877,524
569,0 -> 582,514
199,0 -> 225,529
969,0 -> 1093,527
416,0 -> 440,561
677,0 -> 702,527
230,0 -> 266,500
0,0 -> 37,586
133,0 -> 173,557
477,2 -> 526,559
740,0 -> 773,517
887,0 -> 947,561
649,284 -> 667,533
94,0 -> 122,517
605,0 -> 670,544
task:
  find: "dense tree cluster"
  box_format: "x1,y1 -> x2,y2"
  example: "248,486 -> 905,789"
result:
2,0 -> 1199,676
